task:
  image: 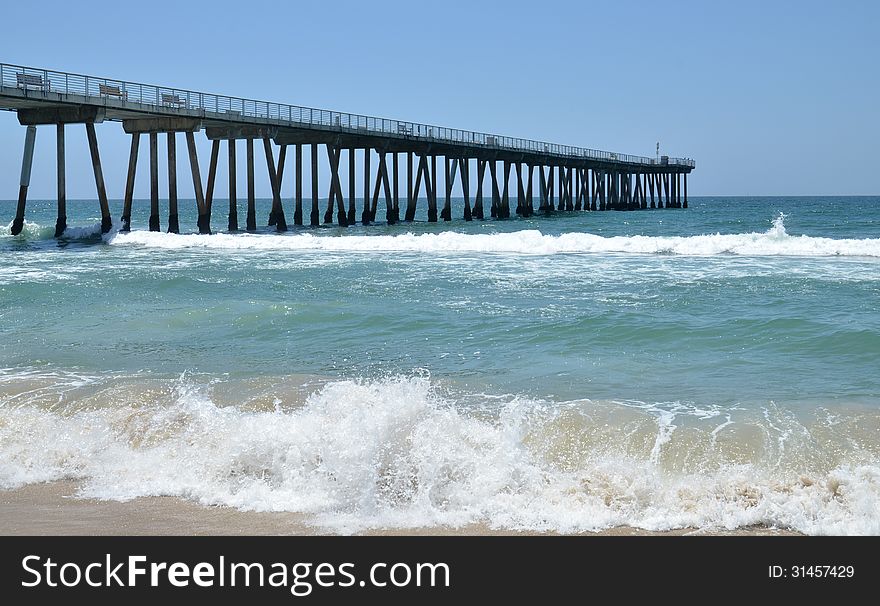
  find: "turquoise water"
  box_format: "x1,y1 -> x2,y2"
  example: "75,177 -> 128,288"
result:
2,196 -> 879,534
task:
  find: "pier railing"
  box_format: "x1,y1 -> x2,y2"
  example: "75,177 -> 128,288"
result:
0,62 -> 695,169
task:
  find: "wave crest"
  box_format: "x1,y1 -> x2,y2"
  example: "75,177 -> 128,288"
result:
107,215 -> 880,258
2,371 -> 879,535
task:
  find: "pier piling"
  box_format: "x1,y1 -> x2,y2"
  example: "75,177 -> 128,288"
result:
310,143 -> 319,227
228,139 -> 238,231
264,137 -> 287,231
348,148 -> 356,225
121,134 -> 139,232
392,153 -> 400,223
85,122 -> 112,233
11,125 -> 36,236
205,139 -> 219,228
294,144 -> 302,226
167,133 -> 179,234
361,148 -> 370,225
55,124 -> 66,237
184,131 -> 210,234
149,132 -> 159,231
246,138 -> 256,231
461,159 -> 472,221
405,151 -> 415,221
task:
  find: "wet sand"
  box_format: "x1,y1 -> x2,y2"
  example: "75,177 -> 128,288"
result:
0,482 -> 799,536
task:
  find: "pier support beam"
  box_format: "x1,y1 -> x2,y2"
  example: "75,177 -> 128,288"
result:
461,159 -> 472,221
382,153 -> 394,224
348,148 -> 357,225
362,148 -> 371,224
311,143 -> 320,226
371,152 -> 393,224
11,125 -> 36,236
228,140 -> 238,231
336,148 -> 349,227
672,173 -> 677,208
427,155 -> 438,222
677,173 -> 683,208
525,164 -> 534,216
185,131 -> 210,234
500,161 -> 511,218
294,144 -> 303,226
410,154 -> 434,222
168,135 -> 181,232
442,156 -> 452,221
323,146 -> 335,224
656,174 -> 664,209
405,151 -> 416,221
264,138 -> 287,231
121,134 -> 139,232
557,166 -> 564,211
474,160 -> 485,220
246,138 -> 256,231
515,162 -> 524,216
167,132 -> 179,233
392,153 -> 400,222
567,167 -> 574,211
326,145 -> 348,226
589,170 -> 596,211
85,123 -> 112,234
539,166 -> 547,213
205,140 -> 219,228
149,133 -> 160,231
55,124 -> 66,237
489,161 -> 500,218
684,173 -> 688,209
557,167 -> 565,211
662,173 -> 670,209
610,171 -> 619,210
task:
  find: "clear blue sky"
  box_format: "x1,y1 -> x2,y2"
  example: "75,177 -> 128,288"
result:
1,0 -> 877,198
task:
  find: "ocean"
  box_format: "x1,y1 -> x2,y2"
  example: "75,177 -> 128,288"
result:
1,195 -> 879,535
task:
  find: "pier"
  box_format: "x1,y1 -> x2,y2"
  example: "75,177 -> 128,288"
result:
1,63 -> 695,236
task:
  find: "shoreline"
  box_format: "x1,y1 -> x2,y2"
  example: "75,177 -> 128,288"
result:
0,481 -> 799,536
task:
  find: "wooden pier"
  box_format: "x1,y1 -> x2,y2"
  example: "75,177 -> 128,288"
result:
0,63 -> 695,236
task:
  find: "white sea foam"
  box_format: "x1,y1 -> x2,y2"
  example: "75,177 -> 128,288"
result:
2,372 -> 879,535
62,222 -> 104,239
104,214 -> 880,258
0,220 -> 104,240
0,219 -> 53,240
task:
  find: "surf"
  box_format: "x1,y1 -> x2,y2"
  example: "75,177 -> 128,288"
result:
2,370 -> 879,535
102,214 -> 880,258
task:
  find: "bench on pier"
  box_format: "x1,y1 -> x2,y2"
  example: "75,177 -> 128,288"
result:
397,123 -> 413,136
16,73 -> 49,92
98,83 -> 127,99
486,136 -> 497,146
161,93 -> 185,108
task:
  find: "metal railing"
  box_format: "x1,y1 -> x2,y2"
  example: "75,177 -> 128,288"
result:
0,62 -> 696,169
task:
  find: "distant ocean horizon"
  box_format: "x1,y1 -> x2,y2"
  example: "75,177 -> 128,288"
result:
2,195 -> 879,535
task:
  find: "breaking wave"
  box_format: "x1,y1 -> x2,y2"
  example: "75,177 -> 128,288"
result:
104,214 -> 880,258
2,371 -> 879,535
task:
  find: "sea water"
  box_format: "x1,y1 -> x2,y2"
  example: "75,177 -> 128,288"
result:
1,196 -> 879,534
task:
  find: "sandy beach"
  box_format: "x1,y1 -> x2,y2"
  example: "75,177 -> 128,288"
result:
0,482 -> 798,536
